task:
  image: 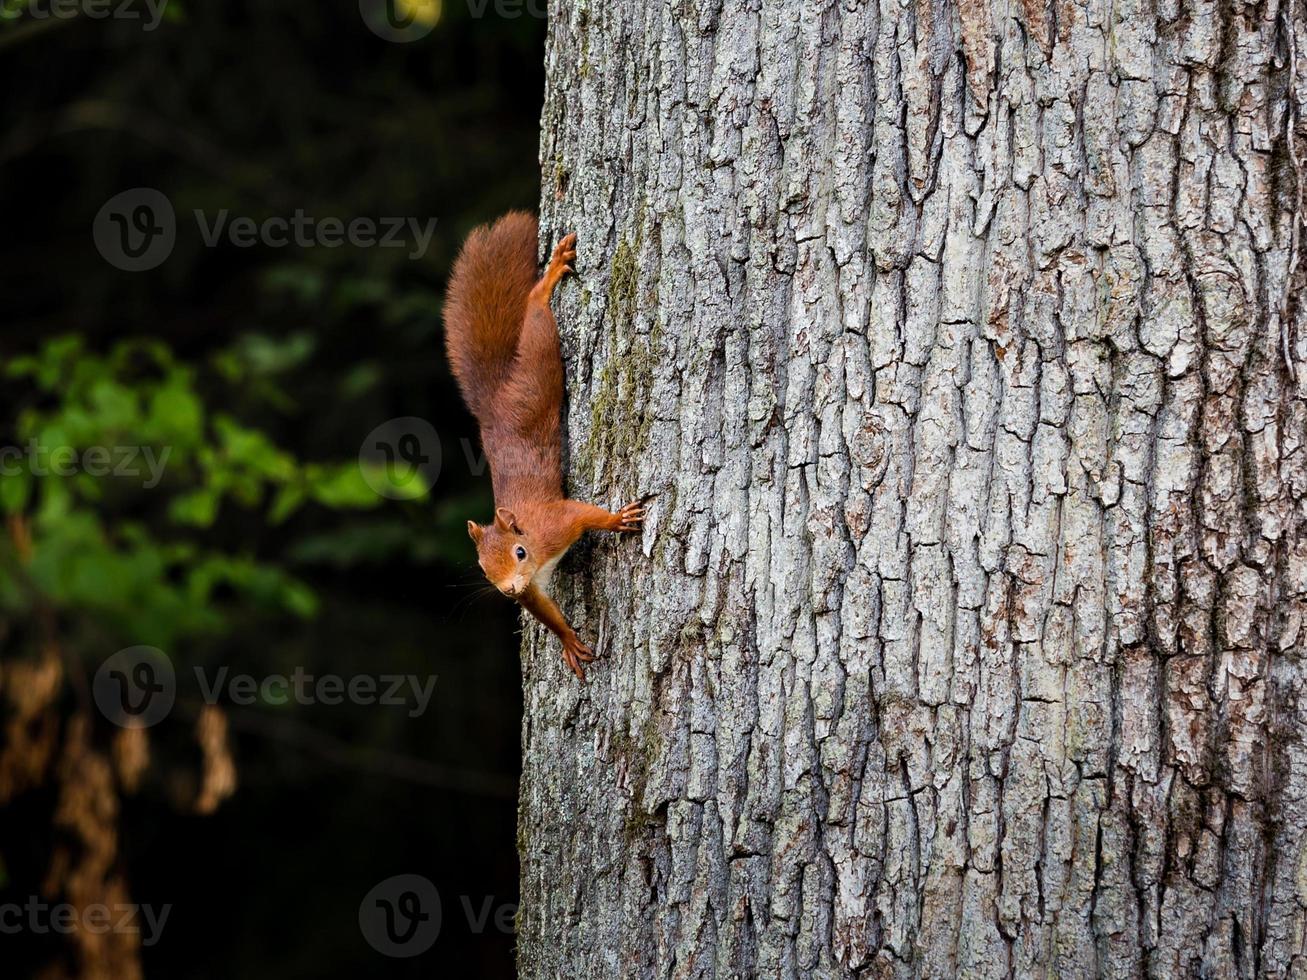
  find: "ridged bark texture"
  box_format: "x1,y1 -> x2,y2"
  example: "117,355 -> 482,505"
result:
520,0 -> 1307,976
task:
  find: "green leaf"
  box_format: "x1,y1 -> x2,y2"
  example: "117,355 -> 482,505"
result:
73,473 -> 103,501
281,580 -> 318,618
68,553 -> 129,607
356,461 -> 428,502
217,331 -> 316,375
87,379 -> 138,430
0,472 -> 31,514
149,380 -> 204,445
169,489 -> 220,527
32,424 -> 72,463
261,266 -> 326,305
340,362 -> 382,398
307,464 -> 388,508
6,355 -> 38,379
214,415 -> 295,480
35,478 -> 72,524
32,337 -> 84,390
269,483 -> 306,524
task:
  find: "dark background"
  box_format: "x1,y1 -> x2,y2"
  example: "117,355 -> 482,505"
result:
0,0 -> 544,975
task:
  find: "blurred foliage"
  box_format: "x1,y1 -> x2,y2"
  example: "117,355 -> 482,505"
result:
0,0 -> 543,975
0,335 -> 396,649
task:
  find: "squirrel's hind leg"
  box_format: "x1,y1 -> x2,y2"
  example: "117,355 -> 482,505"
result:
506,233 -> 574,437
515,232 -> 575,380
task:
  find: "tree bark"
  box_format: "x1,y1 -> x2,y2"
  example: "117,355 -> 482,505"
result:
520,0 -> 1307,976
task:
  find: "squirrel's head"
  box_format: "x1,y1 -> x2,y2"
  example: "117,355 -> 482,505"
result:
468,508 -> 537,599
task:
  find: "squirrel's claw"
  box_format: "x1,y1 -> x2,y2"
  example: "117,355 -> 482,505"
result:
613,501 -> 646,533
533,234 -> 578,305
550,234 -> 577,270
562,634 -> 595,681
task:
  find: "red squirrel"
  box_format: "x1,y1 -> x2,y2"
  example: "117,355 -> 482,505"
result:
443,212 -> 644,680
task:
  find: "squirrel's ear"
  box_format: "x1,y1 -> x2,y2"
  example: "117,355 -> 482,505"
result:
467,521 -> 483,544
494,508 -> 522,535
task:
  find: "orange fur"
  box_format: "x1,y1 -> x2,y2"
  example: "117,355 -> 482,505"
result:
443,215 -> 647,680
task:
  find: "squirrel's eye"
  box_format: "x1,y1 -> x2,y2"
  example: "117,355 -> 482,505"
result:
515,546 -> 527,561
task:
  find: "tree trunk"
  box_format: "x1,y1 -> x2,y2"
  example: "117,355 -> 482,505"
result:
519,0 -> 1307,976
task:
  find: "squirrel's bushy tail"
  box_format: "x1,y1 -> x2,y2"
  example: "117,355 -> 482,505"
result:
443,211 -> 539,422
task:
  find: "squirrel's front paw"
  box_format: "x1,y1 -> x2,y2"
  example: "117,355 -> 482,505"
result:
561,634 -> 595,681
612,501 -> 645,533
